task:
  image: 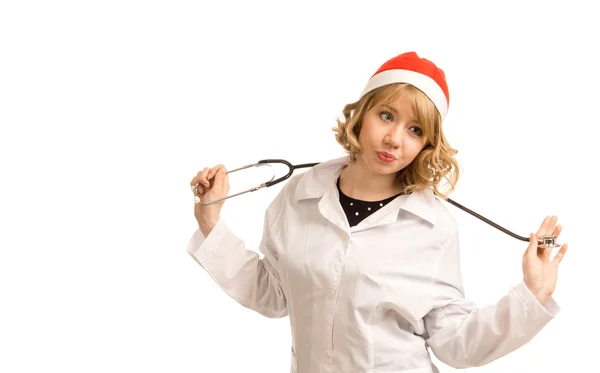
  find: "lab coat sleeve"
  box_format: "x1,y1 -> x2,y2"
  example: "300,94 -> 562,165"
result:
186,187 -> 288,318
423,229 -> 561,368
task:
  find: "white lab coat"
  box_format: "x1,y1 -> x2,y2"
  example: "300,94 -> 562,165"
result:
187,156 -> 560,373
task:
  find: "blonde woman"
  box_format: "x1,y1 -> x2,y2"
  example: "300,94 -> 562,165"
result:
189,52 -> 568,373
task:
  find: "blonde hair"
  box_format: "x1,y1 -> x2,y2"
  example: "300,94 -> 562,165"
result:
331,83 -> 460,200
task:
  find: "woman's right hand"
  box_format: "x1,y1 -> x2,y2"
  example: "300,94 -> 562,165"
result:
190,164 -> 230,234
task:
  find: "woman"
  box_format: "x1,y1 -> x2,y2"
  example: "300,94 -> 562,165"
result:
188,52 -> 568,373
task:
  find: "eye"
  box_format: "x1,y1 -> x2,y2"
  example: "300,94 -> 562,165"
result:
410,126 -> 424,136
380,111 -> 393,122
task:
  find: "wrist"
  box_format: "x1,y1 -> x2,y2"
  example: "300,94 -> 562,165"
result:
198,217 -> 218,236
524,280 -> 549,306
534,291 -> 551,306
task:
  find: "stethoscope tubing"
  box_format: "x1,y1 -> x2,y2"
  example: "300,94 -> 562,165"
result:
192,159 -> 560,249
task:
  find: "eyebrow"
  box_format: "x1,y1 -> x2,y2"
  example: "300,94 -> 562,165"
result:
381,104 -> 398,114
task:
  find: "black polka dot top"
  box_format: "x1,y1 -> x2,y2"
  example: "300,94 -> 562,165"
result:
336,177 -> 404,227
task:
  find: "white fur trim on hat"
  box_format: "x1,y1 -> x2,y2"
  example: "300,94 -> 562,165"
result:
360,69 -> 448,119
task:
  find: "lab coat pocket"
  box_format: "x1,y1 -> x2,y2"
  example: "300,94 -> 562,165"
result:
355,247 -> 438,333
366,266 -> 435,372
369,263 -> 436,315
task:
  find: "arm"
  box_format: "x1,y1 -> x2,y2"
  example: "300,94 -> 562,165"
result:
423,229 -> 561,368
186,187 -> 288,318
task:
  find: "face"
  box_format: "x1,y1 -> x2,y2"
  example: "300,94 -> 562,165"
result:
357,93 -> 428,176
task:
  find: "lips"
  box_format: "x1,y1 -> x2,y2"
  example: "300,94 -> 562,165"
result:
377,152 -> 397,160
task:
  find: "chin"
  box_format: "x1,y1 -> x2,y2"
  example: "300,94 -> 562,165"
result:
363,156 -> 391,174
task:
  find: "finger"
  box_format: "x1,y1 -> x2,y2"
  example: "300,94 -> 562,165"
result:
197,183 -> 207,195
551,223 -> 562,239
213,165 -> 227,188
537,215 -> 555,237
552,243 -> 568,267
526,233 -> 538,259
190,180 -> 205,195
190,170 -> 206,187
548,215 -> 558,231
220,166 -> 229,192
190,180 -> 203,196
190,168 -> 211,192
223,167 -> 230,190
199,167 -> 211,187
207,164 -> 224,183
538,246 -> 552,261
535,216 -> 549,237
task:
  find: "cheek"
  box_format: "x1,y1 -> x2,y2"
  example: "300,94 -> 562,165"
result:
405,139 -> 426,159
358,126 -> 378,147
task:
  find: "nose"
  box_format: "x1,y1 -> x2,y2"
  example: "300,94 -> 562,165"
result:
385,127 -> 403,148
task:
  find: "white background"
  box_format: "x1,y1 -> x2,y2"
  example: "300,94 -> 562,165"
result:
1,1 -> 598,372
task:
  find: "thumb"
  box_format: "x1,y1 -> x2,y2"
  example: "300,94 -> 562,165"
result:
212,166 -> 224,187
215,166 -> 229,193
526,233 -> 538,258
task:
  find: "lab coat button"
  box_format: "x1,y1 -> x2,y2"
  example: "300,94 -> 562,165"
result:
325,350 -> 331,359
327,289 -> 335,298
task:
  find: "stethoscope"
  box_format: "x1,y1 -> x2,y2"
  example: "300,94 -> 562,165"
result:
191,159 -> 561,250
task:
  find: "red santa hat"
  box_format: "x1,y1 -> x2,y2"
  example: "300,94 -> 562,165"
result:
360,52 -> 450,120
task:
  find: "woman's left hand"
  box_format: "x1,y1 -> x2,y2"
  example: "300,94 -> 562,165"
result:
522,215 -> 569,306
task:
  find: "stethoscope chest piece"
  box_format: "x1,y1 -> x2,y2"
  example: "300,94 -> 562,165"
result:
538,235 -> 560,249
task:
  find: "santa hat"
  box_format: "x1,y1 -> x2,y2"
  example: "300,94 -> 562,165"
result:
360,52 -> 450,120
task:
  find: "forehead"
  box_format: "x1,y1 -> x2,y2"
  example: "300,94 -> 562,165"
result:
370,84 -> 411,105
377,90 -> 416,116
380,84 -> 413,103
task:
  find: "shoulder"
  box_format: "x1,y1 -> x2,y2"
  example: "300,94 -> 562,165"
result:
424,188 -> 459,237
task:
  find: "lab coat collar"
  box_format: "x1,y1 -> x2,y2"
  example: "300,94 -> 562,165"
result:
293,156 -> 438,228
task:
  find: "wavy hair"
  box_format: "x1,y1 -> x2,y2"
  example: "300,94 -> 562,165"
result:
331,83 -> 460,200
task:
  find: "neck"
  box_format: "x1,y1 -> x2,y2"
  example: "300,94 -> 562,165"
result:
338,158 -> 402,201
